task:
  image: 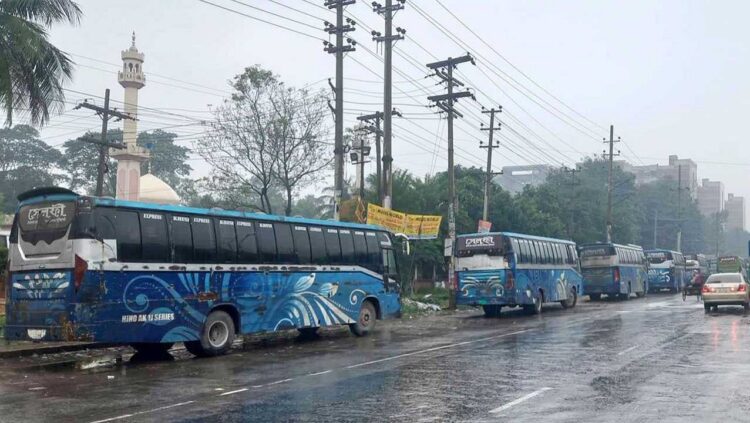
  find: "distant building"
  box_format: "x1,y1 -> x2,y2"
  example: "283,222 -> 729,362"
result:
617,155 -> 698,198
697,178 -> 725,217
726,194 -> 746,232
494,165 -> 553,194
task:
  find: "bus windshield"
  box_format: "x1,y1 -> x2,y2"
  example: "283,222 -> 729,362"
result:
456,234 -> 504,257
16,201 -> 75,257
579,246 -> 615,258
646,251 -> 672,264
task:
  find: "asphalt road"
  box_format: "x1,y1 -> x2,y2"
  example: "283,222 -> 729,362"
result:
0,294 -> 748,422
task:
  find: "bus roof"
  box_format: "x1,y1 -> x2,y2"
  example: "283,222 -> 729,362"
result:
16,188 -> 388,233
644,248 -> 681,254
457,231 -> 576,245
579,242 -> 643,251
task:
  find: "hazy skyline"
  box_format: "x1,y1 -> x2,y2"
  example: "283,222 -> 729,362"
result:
23,0 -> 749,221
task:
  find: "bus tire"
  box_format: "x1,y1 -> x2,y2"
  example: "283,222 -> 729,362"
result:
561,288 -> 577,309
523,294 -> 543,315
589,294 -> 601,301
350,300 -> 377,337
130,342 -> 174,355
483,305 -> 502,317
185,310 -> 236,357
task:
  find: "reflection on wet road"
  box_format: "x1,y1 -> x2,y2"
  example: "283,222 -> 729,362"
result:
1,294 -> 748,422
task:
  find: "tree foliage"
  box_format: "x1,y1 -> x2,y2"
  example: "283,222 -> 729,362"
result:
0,0 -> 81,126
61,129 -> 193,198
198,66 -> 331,215
0,124 -> 63,211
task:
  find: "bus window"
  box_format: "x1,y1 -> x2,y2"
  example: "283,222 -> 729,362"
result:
544,243 -> 552,264
324,228 -> 342,264
274,223 -> 295,264
308,227 -> 326,264
117,210 -> 141,262
531,241 -> 540,264
236,220 -> 258,263
510,238 -> 520,261
292,225 -> 311,264
140,212 -> 169,262
569,245 -> 578,264
94,207 -> 115,240
170,215 -> 193,263
365,232 -> 380,271
382,248 -> 397,276
191,217 -> 216,262
216,219 -> 237,263
353,231 -> 368,263
339,229 -> 355,264
256,222 -> 277,262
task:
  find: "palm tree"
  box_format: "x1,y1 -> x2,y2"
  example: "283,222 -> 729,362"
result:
0,0 -> 81,126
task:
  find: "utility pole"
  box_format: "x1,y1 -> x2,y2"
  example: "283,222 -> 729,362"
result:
357,109 -> 401,205
427,54 -> 476,310
677,165 -> 683,252
480,106 -> 502,221
603,125 -> 620,243
349,132 -> 371,199
372,0 -> 405,210
653,209 -> 659,249
562,165 -> 581,239
74,88 -> 131,196
324,0 -> 356,221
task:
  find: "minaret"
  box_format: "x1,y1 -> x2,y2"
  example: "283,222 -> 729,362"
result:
111,32 -> 149,201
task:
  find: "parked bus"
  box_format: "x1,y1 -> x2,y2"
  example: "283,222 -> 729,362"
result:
579,243 -> 648,300
5,187 -> 401,357
717,256 -> 748,279
455,232 -> 582,316
645,249 -> 686,293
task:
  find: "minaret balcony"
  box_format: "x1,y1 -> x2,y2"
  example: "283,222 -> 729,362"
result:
118,71 -> 146,86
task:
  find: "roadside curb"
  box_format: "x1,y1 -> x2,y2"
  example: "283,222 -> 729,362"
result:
0,342 -> 116,359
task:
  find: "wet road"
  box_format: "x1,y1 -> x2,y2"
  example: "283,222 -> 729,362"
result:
1,294 -> 748,422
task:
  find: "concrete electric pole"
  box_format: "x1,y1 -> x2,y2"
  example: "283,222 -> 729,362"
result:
480,106 -> 502,222
357,109 -> 401,205
604,124 -> 620,243
427,54 -> 476,310
372,0 -> 405,210
324,0 -> 356,221
74,88 -> 132,197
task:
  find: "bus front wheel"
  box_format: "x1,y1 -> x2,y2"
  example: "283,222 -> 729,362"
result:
185,310 -> 236,357
523,295 -> 543,315
350,300 -> 377,337
560,288 -> 577,309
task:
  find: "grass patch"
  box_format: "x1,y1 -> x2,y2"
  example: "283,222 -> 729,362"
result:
409,287 -> 450,309
401,287 -> 451,319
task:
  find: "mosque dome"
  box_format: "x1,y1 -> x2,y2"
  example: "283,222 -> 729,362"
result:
139,174 -> 180,205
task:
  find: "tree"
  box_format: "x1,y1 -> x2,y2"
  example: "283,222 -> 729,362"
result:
0,124 -> 63,211
198,66 -> 331,215
138,130 -> 193,198
62,129 -> 120,196
0,0 -> 81,126
61,129 -> 194,198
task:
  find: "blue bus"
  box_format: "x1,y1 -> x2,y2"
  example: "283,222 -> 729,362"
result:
5,187 -> 401,356
579,243 -> 648,300
645,249 -> 686,293
455,232 -> 583,316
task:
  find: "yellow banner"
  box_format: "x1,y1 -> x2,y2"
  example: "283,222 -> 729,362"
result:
404,214 -> 442,239
367,203 -> 442,240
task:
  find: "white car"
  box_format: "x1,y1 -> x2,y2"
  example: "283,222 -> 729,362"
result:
702,273 -> 749,312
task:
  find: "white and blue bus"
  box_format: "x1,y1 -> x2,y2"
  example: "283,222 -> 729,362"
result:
5,188 -> 401,356
645,249 -> 686,293
579,243 -> 648,300
455,232 -> 582,316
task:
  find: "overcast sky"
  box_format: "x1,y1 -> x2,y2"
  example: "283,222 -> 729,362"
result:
30,0 -> 750,221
